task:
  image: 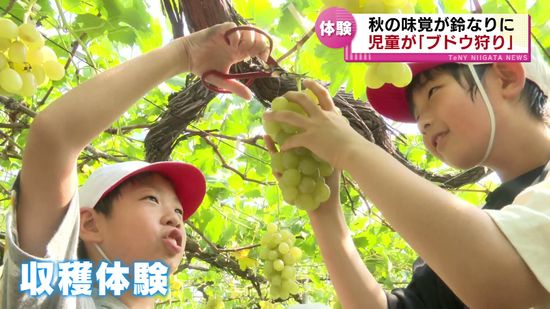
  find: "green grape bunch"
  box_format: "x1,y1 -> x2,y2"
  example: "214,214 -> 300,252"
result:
259,224 -> 302,300
263,89 -> 333,211
365,62 -> 413,89
0,18 -> 65,97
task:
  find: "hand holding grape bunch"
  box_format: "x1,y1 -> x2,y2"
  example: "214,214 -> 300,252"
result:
263,88 -> 334,211
263,80 -> 363,212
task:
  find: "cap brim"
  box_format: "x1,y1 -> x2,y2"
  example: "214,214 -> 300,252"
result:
366,62 -> 449,123
100,162 -> 206,220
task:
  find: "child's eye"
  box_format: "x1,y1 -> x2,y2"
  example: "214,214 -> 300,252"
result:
145,195 -> 159,203
428,86 -> 441,99
175,208 -> 184,216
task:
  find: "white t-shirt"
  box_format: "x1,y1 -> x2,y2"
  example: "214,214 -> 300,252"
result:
485,164 -> 550,308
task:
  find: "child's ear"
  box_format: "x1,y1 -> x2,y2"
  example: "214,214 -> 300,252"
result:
492,62 -> 526,101
79,208 -> 103,243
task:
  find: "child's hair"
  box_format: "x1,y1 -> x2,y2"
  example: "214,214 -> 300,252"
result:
77,171 -> 157,259
405,63 -> 549,124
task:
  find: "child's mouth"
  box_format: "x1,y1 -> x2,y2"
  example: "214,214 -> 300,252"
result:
431,131 -> 449,149
163,229 -> 183,254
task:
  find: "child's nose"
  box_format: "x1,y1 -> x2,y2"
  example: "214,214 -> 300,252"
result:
419,119 -> 432,135
162,210 -> 182,228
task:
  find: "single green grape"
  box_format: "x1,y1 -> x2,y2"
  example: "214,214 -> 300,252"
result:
0,18 -> 18,40
299,158 -> 319,176
273,259 -> 285,272
295,194 -> 316,210
271,96 -> 288,110
281,185 -> 298,204
264,119 -> 281,137
278,242 -> 290,255
298,177 -> 316,194
314,181 -> 331,203
281,151 -> 299,169
281,169 -> 301,187
0,68 -> 22,93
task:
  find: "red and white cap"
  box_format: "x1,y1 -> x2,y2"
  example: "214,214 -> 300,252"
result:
79,161 -> 206,220
367,45 -> 550,123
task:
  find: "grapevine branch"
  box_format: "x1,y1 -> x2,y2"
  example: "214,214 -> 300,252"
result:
218,244 -> 260,253
342,174 -> 394,231
186,221 -> 261,253
0,183 -> 10,197
53,0 -> 97,70
0,130 -> 22,151
185,220 -> 221,253
200,135 -> 275,186
2,0 -> 17,15
275,27 -> 316,64
39,36 -> 83,106
181,236 -> 266,299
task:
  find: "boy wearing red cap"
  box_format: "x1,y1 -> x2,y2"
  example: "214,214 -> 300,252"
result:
1,23 -> 268,308
265,46 -> 550,308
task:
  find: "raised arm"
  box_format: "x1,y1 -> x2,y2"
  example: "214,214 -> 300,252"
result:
264,121 -> 387,309
308,172 -> 387,309
264,80 -> 550,309
18,22 -> 269,257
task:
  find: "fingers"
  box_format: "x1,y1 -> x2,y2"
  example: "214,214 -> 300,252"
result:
238,28 -> 255,54
206,74 -> 253,100
259,48 -> 270,63
283,91 -> 323,117
263,110 -> 309,129
221,22 -> 240,48
278,133 -> 303,152
303,79 -> 335,112
223,25 -> 271,63
249,33 -> 270,63
263,135 -> 278,154
263,135 -> 283,179
235,27 -> 270,63
222,79 -> 253,100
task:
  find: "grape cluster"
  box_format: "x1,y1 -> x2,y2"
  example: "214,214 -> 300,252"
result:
263,90 -> 334,211
0,18 -> 65,97
365,62 -> 413,89
259,224 -> 302,300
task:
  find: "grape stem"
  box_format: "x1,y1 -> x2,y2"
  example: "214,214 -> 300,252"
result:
2,0 -> 17,15
53,0 -> 98,71
294,38 -> 302,92
275,27 -> 315,64
23,0 -> 36,23
201,135 -> 275,186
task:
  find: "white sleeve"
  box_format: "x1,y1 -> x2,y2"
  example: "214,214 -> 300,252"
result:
0,180 -> 81,308
484,178 -> 550,293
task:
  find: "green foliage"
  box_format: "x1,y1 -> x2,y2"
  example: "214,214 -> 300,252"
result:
1,0 -> 548,308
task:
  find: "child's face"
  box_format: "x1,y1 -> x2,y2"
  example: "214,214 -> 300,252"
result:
97,174 -> 186,273
411,71 -> 493,169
